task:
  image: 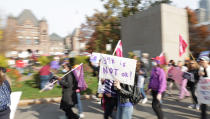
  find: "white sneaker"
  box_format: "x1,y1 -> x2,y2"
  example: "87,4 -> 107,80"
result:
188,104 -> 195,109
79,113 -> 85,118
139,99 -> 143,103
196,104 -> 200,110
142,98 -> 148,104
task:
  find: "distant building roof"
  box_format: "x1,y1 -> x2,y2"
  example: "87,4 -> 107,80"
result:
195,21 -> 210,27
50,33 -> 63,41
17,9 -> 39,26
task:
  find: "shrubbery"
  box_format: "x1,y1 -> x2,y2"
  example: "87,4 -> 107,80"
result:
0,55 -> 8,67
74,56 -> 89,64
38,56 -> 53,66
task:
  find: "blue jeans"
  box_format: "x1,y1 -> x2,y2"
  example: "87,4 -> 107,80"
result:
116,105 -> 133,119
140,88 -> 147,99
76,92 -> 83,114
40,75 -> 50,89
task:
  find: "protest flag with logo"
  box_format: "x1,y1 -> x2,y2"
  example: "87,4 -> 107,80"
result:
113,40 -> 123,57
73,64 -> 87,91
179,35 -> 188,57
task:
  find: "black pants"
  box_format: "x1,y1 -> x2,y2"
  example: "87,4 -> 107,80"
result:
0,108 -> 10,119
92,66 -> 99,76
201,104 -> 208,119
152,90 -> 164,119
104,96 -> 117,119
65,108 -> 79,119
188,81 -> 198,104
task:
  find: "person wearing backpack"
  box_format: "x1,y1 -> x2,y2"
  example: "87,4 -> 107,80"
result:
136,61 -> 148,104
147,59 -> 167,119
114,70 -> 139,119
0,67 -> 11,119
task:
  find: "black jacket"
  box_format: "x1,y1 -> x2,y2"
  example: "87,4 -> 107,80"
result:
59,72 -> 78,110
188,69 -> 200,83
117,73 -> 138,104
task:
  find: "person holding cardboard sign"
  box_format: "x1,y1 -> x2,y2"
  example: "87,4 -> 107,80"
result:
114,71 -> 140,119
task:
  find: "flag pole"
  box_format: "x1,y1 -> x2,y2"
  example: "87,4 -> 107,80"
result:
112,40 -> 121,55
190,52 -> 196,61
39,63 -> 83,93
189,51 -> 199,65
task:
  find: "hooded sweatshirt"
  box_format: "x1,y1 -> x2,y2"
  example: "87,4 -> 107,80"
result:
148,67 -> 167,94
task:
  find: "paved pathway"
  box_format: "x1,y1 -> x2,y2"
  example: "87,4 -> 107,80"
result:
15,92 -> 210,119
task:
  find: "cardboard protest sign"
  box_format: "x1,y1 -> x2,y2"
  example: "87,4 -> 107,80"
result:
90,52 -> 101,63
99,54 -> 137,86
10,91 -> 22,119
197,78 -> 210,105
97,79 -> 105,93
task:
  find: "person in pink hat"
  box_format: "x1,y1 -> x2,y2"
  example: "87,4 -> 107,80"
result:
147,59 -> 167,119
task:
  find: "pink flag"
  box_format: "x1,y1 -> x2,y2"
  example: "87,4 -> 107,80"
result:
167,67 -> 183,85
179,35 -> 188,57
73,64 -> 87,91
114,40 -> 123,57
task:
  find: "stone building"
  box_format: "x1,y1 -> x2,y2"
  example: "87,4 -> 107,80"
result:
4,9 -> 64,55
121,4 -> 189,62
69,28 -> 87,55
49,33 -> 65,55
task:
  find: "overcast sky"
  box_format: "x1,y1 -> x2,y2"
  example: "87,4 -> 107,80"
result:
0,0 -> 200,37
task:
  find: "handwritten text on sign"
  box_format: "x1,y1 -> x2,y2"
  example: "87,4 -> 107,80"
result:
99,54 -> 137,85
90,52 -> 101,63
197,78 -> 210,105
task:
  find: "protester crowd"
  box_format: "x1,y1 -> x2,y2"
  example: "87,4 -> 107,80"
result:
0,49 -> 210,119
89,51 -> 210,119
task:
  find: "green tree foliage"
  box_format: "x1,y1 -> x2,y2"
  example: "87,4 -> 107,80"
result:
0,55 -> 8,67
38,56 -> 53,66
186,8 -> 210,57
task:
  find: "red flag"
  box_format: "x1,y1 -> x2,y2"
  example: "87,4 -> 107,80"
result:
113,40 -> 123,57
158,52 -> 167,65
153,52 -> 167,65
179,35 -> 188,57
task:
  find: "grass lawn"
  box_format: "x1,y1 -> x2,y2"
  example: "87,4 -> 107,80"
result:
11,72 -> 98,100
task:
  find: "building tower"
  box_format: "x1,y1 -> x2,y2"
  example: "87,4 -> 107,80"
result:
199,0 -> 210,22
39,18 -> 49,54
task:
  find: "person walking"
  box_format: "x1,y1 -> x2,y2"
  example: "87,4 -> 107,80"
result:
58,63 -> 79,119
114,72 -> 139,119
177,61 -> 190,100
136,61 -> 148,104
102,79 -> 117,119
73,64 -> 85,119
187,60 -> 200,110
198,56 -> 210,119
39,63 -> 52,89
147,59 -> 167,119
166,60 -> 176,95
0,67 -> 11,119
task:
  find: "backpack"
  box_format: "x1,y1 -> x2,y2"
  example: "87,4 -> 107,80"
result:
0,80 -> 11,110
129,85 -> 142,105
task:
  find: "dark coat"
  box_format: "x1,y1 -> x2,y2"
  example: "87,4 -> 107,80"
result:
117,73 -> 139,104
59,72 -> 78,110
